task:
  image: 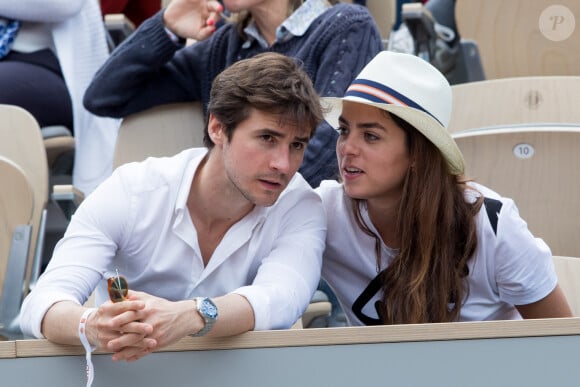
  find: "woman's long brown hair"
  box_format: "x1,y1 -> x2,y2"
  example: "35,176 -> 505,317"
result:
352,113 -> 483,324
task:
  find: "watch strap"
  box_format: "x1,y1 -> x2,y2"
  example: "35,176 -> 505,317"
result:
191,297 -> 216,337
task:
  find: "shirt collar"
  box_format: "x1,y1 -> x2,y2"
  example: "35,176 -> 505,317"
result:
242,0 -> 331,49
175,150 -> 208,219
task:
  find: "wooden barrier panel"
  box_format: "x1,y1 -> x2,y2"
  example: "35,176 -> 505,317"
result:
2,318 -> 580,386
0,341 -> 15,359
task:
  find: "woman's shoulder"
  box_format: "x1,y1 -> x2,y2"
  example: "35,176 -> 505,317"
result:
315,180 -> 349,210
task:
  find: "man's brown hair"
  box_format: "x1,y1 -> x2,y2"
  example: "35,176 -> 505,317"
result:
204,52 -> 323,148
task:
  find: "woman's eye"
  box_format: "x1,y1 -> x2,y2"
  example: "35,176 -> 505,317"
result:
365,132 -> 379,141
336,127 -> 348,136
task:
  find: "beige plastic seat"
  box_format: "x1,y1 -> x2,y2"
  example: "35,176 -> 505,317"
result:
455,0 -> 580,79
552,256 -> 580,316
449,75 -> 580,257
0,156 -> 34,338
0,104 -> 49,297
366,0 -> 396,43
449,76 -> 580,133
453,126 -> 580,257
41,125 -> 75,171
339,0 -> 395,45
114,102 -> 206,168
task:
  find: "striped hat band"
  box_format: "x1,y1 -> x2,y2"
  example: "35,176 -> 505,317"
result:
345,79 -> 442,126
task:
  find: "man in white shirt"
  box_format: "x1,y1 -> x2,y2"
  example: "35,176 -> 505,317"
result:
20,52 -> 326,362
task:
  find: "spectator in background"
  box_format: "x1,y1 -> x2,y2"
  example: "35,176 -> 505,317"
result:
100,0 -> 161,27
84,0 -> 383,189
0,0 -> 119,195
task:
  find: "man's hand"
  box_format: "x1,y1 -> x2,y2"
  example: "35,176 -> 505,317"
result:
106,290 -> 203,362
87,298 -> 156,361
163,0 -> 224,41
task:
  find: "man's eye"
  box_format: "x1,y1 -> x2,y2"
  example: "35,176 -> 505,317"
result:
292,142 -> 305,150
336,127 -> 348,136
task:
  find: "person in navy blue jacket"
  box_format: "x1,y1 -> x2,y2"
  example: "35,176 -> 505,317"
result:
83,0 -> 382,188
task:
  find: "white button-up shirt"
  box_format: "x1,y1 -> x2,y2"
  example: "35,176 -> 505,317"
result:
20,148 -> 326,337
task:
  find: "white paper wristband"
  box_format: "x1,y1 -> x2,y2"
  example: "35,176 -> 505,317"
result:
79,307 -> 97,387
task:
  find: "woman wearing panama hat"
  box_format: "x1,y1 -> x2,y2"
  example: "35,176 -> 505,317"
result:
316,51 -> 572,325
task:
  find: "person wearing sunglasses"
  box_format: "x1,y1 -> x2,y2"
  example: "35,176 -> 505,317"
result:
316,51 -> 572,326
20,52 -> 326,363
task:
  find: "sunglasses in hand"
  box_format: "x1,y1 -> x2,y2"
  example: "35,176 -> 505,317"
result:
107,270 -> 129,303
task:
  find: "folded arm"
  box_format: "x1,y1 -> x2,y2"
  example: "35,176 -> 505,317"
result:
39,289 -> 255,363
83,11 -> 210,118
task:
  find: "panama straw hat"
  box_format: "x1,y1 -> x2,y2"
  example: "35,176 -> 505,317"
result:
322,51 -> 464,175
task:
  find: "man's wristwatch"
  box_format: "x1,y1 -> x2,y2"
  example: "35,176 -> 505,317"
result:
191,297 -> 218,337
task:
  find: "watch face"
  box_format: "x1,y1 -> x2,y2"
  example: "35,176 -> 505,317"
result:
200,299 -> 218,319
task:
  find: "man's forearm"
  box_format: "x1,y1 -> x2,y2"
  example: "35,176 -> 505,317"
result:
41,301 -> 91,345
205,294 -> 255,337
